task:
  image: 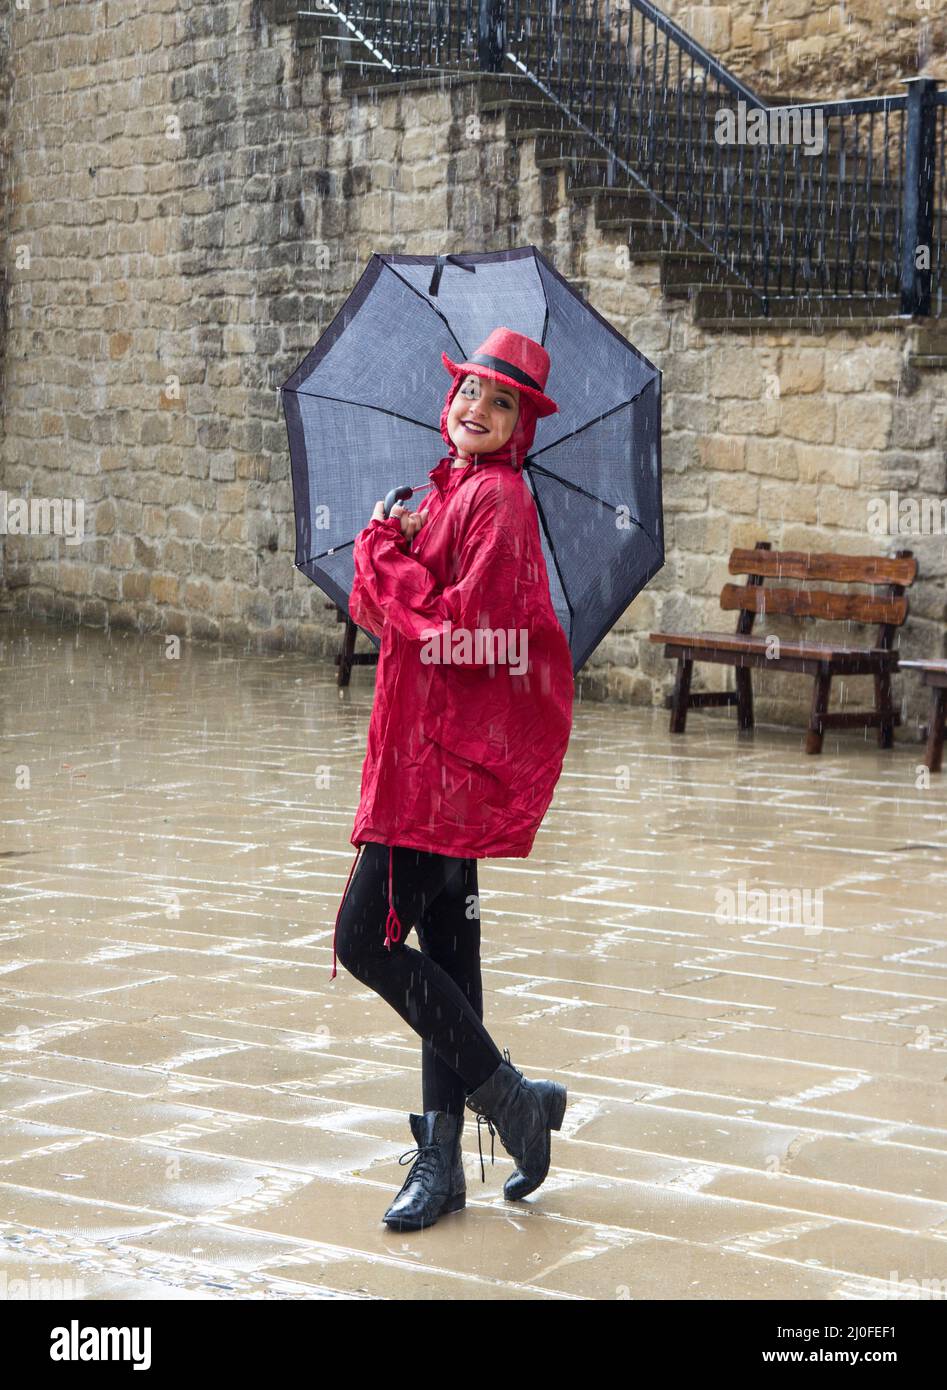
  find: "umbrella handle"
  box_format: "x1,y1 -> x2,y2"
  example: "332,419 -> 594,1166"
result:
383,480 -> 435,518
383,485 -> 415,519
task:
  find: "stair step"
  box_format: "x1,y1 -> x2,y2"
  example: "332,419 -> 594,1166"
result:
607,215 -> 908,270
481,97 -> 573,120
626,224 -> 701,255
511,87 -> 855,155
538,146 -> 910,204
339,62 -> 545,96
693,285 -> 906,318
556,177 -> 905,220
571,169 -> 883,205
504,122 -> 589,142
616,218 -> 902,281
911,328 -> 947,353
317,35 -> 385,69
490,94 -> 769,141
602,204 -> 909,244
340,62 -> 483,94
673,281 -> 903,305
660,257 -> 899,295
695,314 -> 907,332
339,60 -> 403,83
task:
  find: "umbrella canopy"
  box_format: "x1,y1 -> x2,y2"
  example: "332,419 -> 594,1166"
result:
280,245 -> 662,673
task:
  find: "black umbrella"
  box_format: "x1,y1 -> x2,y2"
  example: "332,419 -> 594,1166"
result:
280,245 -> 662,673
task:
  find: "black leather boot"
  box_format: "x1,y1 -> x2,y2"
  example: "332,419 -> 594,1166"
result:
381,1110 -> 466,1231
464,1048 -> 567,1200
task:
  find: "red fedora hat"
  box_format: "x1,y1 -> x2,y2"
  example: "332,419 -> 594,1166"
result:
441,326 -> 558,417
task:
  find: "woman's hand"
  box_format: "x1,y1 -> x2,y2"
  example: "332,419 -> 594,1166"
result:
372,500 -> 428,541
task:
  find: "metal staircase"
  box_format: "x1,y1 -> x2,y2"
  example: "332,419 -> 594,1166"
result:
288,1 -> 945,341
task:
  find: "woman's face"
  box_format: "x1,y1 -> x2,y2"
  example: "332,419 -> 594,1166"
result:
446,373 -> 520,455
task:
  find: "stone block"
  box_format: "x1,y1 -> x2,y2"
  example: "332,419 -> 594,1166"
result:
150,573 -> 179,605
680,7 -> 732,53
707,345 -> 766,398
673,513 -> 734,554
796,443 -> 859,487
710,474 -> 760,514
698,434 -> 745,472
836,397 -> 893,450
777,396 -> 835,443
718,399 -> 779,435
759,481 -> 819,523
778,348 -> 823,394
745,438 -> 799,480
824,348 -> 875,392
890,401 -> 937,451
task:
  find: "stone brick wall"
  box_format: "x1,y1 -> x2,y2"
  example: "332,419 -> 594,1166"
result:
0,0 -> 945,737
664,1 -> 947,99
569,231 -> 947,725
0,0 -> 13,591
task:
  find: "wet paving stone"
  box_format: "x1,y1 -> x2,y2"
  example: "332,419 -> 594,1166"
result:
1,616 -> 945,1298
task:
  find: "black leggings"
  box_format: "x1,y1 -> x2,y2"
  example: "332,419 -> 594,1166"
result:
334,842 -> 505,1115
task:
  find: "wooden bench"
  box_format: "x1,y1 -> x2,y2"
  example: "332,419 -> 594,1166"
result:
649,541 -> 918,754
897,659 -> 947,773
325,600 -> 379,687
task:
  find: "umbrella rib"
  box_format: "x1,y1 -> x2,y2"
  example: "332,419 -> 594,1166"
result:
535,246 -> 551,349
525,461 -> 617,513
525,378 -> 661,549
378,261 -> 471,362
282,387 -> 442,436
527,470 -> 575,650
525,461 -> 658,552
302,538 -> 356,564
528,381 -> 655,462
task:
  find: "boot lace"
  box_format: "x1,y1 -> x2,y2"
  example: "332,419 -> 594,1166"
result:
469,1049 -> 521,1183
473,1114 -> 497,1184
396,1141 -> 441,1186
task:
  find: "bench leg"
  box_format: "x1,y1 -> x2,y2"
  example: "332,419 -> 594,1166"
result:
669,658 -> 693,734
805,669 -> 832,754
925,687 -> 945,773
338,616 -> 358,688
874,668 -> 895,749
735,666 -> 754,731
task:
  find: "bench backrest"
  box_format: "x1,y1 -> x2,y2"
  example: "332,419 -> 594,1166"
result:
720,541 -> 918,649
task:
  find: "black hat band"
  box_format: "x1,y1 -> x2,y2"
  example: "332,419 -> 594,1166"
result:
466,351 -> 544,395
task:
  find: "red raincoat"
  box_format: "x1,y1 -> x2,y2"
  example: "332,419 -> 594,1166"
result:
330,372 -> 575,977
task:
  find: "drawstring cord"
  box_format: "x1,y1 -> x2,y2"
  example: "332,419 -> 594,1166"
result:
385,844 -> 405,951
330,842 -> 364,980
330,842 -> 405,978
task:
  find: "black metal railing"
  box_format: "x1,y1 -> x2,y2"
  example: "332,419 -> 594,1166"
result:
935,99 -> 946,313
302,0 -> 944,318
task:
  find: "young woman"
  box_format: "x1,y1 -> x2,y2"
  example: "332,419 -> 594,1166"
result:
332,327 -> 575,1231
